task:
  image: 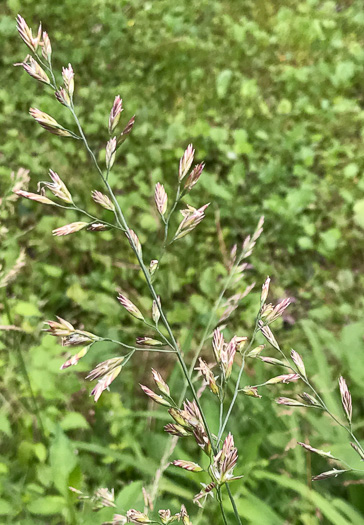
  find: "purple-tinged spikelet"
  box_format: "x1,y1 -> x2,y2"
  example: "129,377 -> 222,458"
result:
41,31 -> 52,61
172,460 -> 203,472
339,376 -> 352,424
91,190 -> 115,211
151,368 -> 170,396
60,346 -> 89,369
53,222 -> 88,236
39,169 -> 73,203
16,55 -> 50,85
62,63 -> 74,97
13,189 -> 55,205
291,349 -> 306,378
260,276 -> 270,304
108,95 -> 123,134
117,293 -> 144,320
264,373 -> 300,385
106,137 -> 117,170
193,482 -> 215,508
139,384 -> 171,407
29,108 -> 73,137
297,442 -> 336,459
55,87 -> 70,107
16,15 -> 41,53
136,337 -> 164,346
312,469 -> 348,482
154,183 -> 168,216
276,397 -> 307,407
127,229 -> 142,258
174,203 -> 209,240
212,328 -> 224,363
184,162 -> 204,190
117,116 -> 135,146
87,358 -> 124,402
179,144 -> 195,181
152,296 -> 161,324
241,386 -> 261,398
126,509 -> 152,523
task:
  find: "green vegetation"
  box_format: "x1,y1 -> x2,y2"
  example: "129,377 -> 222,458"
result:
1,0 -> 364,523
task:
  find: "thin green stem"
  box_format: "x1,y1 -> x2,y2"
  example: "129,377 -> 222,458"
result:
3,293 -> 45,439
217,321 -> 259,444
217,487 -> 228,525
226,484 -> 242,525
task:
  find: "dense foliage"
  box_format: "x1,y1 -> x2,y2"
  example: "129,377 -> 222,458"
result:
1,0 -> 364,523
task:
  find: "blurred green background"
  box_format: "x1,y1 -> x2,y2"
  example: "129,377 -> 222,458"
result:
1,0 -> 364,523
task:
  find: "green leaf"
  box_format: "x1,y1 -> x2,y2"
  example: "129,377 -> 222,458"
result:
49,427 -> 77,496
27,496 -> 66,515
216,69 -> 233,99
353,199 -> 364,229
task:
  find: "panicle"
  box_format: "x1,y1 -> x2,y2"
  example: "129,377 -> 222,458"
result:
16,15 -> 41,52
117,293 -> 144,321
211,432 -> 242,484
16,55 -> 50,84
174,203 -> 209,240
62,63 -> 74,97
13,189 -> 55,206
91,190 -> 115,211
29,107 -> 73,137
179,144 -> 195,181
88,223 -> 109,232
106,137 -> 117,170
52,222 -> 88,236
92,487 -> 116,509
260,297 -> 292,324
154,182 -> 168,216
108,95 -> 123,133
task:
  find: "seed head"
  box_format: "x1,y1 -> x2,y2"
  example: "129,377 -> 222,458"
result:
87,358 -> 124,402
264,373 -> 300,385
212,328 -> 224,363
149,259 -> 158,276
91,190 -> 115,211
260,276 -> 270,304
136,337 -> 164,347
241,386 -> 261,398
312,469 -> 348,482
44,316 -> 75,337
